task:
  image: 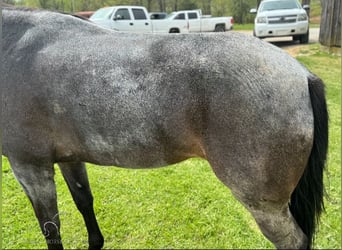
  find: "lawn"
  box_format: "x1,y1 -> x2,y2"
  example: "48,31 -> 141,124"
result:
2,44 -> 341,249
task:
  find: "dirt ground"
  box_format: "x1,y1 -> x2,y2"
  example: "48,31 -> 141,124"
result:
283,45 -> 312,57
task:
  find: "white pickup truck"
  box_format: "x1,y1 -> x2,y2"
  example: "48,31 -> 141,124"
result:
89,6 -> 234,33
90,6 -> 153,33
152,9 -> 234,33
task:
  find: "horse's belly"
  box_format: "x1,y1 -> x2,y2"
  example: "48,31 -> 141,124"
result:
59,128 -> 200,168
83,135 -> 169,168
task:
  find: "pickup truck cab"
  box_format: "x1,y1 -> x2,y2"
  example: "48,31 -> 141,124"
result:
152,9 -> 234,33
250,0 -> 309,43
89,6 -> 152,33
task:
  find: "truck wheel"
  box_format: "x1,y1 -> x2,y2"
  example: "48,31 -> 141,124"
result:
299,31 -> 309,44
292,35 -> 300,41
214,25 -> 225,32
169,28 -> 180,33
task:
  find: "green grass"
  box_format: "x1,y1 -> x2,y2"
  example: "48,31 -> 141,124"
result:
233,23 -> 255,31
2,44 -> 341,249
309,0 -> 322,24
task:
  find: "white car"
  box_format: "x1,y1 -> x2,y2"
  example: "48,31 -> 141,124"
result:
250,0 -> 309,43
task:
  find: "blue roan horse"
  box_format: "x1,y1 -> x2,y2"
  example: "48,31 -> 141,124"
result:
2,7 -> 328,249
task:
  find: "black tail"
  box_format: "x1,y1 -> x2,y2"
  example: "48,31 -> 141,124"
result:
289,74 -> 328,249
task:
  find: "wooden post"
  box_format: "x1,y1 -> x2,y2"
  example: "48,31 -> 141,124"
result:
319,0 -> 341,49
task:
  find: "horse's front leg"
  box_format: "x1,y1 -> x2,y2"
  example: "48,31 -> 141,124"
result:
9,158 -> 63,249
58,162 -> 104,250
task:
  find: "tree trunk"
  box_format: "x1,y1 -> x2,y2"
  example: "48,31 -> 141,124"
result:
146,0 -> 152,12
319,0 -> 341,48
302,0 -> 310,17
257,0 -> 261,8
159,0 -> 165,12
174,0 -> 178,11
202,0 -> 211,15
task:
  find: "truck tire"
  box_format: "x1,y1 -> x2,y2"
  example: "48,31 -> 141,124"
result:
214,24 -> 225,32
299,31 -> 309,44
169,28 -> 180,33
293,35 -> 300,41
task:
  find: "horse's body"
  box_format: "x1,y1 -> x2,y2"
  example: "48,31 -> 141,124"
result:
2,7 -> 328,249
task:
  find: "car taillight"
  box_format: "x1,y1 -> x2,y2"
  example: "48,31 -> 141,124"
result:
230,18 -> 234,24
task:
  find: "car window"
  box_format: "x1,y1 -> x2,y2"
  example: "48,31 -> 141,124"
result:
150,13 -> 167,19
90,7 -> 114,19
174,13 -> 185,20
114,8 -> 131,20
132,8 -> 147,20
188,12 -> 198,19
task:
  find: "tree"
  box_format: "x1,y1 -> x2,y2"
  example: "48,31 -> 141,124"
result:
173,0 -> 178,11
231,0 -> 253,24
211,0 -> 230,16
319,0 -> 341,48
256,0 -> 261,8
201,0 -> 211,15
3,0 -> 16,5
180,0 -> 198,10
302,0 -> 310,17
158,0 -> 165,12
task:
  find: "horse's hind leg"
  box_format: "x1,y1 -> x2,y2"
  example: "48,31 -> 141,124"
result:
210,166 -> 308,249
241,198 -> 308,249
211,170 -> 308,249
9,158 -> 62,249
58,162 -> 104,250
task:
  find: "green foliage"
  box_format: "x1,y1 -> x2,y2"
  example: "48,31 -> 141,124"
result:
210,0 -> 230,16
310,0 -> 321,17
3,0 -> 16,5
15,0 -> 237,15
2,44 -> 341,249
229,0 -> 256,24
12,0 -> 322,25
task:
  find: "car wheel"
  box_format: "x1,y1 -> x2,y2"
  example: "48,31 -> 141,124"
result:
214,25 -> 225,32
169,28 -> 180,33
292,35 -> 300,41
299,31 -> 309,44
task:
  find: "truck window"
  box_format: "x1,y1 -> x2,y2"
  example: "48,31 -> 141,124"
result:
114,8 -> 131,20
132,8 -> 147,20
174,13 -> 185,20
188,12 -> 198,19
260,0 -> 300,12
